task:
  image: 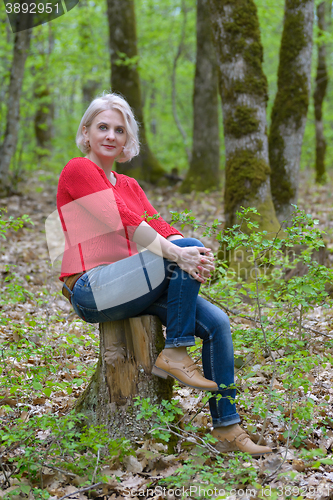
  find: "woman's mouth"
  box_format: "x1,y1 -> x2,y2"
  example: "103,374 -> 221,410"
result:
103,145 -> 116,149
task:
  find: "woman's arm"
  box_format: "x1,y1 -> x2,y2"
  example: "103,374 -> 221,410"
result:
166,235 -> 184,242
133,221 -> 214,283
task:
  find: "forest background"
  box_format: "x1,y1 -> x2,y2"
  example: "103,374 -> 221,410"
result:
1,0 -> 333,498
0,0 -> 332,182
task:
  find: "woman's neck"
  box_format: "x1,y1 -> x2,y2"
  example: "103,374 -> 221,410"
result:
85,153 -> 116,182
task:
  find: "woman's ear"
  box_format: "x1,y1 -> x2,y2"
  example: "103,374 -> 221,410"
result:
82,125 -> 88,139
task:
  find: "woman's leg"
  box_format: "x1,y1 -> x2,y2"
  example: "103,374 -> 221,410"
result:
70,237 -> 202,334
162,238 -> 204,349
194,296 -> 241,427
143,293 -> 241,426
70,251 -> 171,323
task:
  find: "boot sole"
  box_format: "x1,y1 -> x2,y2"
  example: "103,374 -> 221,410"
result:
152,365 -> 218,391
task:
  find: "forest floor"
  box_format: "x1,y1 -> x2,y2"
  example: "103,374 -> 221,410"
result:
0,169 -> 333,499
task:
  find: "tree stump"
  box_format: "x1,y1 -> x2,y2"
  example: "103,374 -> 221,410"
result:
75,315 -> 173,440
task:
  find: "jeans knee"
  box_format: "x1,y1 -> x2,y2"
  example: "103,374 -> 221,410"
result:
210,312 -> 231,339
183,237 -> 204,247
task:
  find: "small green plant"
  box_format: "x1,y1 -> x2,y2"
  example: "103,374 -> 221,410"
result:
158,448 -> 258,499
0,208 -> 34,240
0,412 -> 132,498
134,396 -> 184,442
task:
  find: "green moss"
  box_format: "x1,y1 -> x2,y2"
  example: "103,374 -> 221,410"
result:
269,1 -> 311,212
214,0 -> 268,111
315,141 -> 327,184
225,106 -> 259,138
225,148 -> 271,224
269,128 -> 295,211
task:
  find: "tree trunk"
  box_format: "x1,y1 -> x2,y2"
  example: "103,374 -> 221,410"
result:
75,315 -> 173,440
34,86 -> 54,158
106,0 -> 165,184
268,0 -> 314,222
208,0 -> 280,233
313,1 -> 328,184
79,0 -> 100,108
0,29 -> 31,195
179,0 -> 220,194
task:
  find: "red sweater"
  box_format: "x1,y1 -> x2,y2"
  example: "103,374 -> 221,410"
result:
56,157 -> 183,281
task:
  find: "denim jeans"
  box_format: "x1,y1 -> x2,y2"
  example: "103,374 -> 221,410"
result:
66,237 -> 241,428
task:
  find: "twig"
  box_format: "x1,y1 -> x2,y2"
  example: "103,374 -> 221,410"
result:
262,371 -> 295,485
298,304 -> 303,340
40,437 -> 56,491
257,365 -> 276,446
57,481 -> 105,500
0,458 -> 10,489
0,348 -> 11,384
252,255 -> 276,446
91,448 -> 100,485
201,289 -> 332,338
43,464 -> 77,477
151,424 -> 220,455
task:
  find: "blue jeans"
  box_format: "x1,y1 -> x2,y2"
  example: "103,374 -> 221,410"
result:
66,238 -> 241,428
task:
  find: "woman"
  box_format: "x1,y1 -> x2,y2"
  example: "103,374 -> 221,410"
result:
57,92 -> 272,456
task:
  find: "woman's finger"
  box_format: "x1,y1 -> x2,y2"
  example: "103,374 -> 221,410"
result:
198,247 -> 211,254
197,266 -> 212,277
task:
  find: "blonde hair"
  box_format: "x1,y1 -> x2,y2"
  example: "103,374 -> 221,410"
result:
76,92 -> 140,163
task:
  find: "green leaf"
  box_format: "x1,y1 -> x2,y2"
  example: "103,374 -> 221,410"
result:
43,387 -> 52,398
32,381 -> 43,391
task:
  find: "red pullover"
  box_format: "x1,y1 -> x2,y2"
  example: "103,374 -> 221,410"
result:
56,157 -> 183,281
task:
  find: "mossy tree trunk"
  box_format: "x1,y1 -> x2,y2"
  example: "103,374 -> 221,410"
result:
34,85 -> 54,159
179,0 -> 220,194
106,0 -> 165,184
313,1 -> 328,184
0,29 -> 31,195
79,0 -> 100,108
208,0 -> 280,234
75,316 -> 173,440
33,29 -> 54,160
269,0 -> 314,222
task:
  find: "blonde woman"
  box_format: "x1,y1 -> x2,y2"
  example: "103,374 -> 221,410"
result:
57,92 -> 272,456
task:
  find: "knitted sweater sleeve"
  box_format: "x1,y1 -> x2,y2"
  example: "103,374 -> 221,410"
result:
60,159 -> 143,240
131,178 -> 184,238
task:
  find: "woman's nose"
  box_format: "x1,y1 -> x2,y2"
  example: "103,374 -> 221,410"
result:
106,129 -> 115,140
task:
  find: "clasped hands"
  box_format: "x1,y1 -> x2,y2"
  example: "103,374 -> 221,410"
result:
173,246 -> 215,283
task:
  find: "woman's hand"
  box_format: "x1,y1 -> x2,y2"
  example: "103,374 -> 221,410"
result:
173,246 -> 215,283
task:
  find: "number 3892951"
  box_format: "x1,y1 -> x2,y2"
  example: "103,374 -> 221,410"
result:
5,3 -> 60,13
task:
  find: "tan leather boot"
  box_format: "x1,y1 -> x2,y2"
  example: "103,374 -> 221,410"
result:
212,425 -> 272,456
152,352 -> 218,391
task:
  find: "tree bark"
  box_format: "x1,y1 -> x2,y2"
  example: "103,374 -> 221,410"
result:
313,1 -> 328,184
78,0 -> 100,108
75,316 -> 173,440
0,29 -> 31,195
269,0 -> 314,222
34,85 -> 54,158
208,0 -> 279,233
106,0 -> 165,184
33,28 -> 55,160
179,0 -> 220,194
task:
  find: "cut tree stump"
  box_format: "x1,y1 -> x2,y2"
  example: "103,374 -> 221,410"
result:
75,315 -> 173,440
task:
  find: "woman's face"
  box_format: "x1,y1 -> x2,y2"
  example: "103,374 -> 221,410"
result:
83,108 -> 127,162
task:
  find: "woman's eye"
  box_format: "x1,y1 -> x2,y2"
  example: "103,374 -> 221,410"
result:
99,125 -> 107,130
117,128 -> 124,134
